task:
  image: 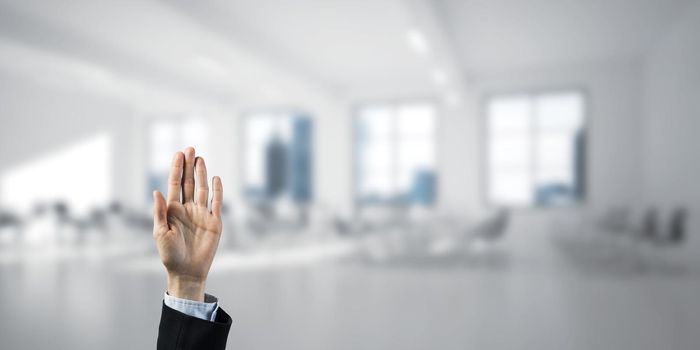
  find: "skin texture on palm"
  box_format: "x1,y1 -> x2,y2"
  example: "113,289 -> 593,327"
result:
153,147 -> 223,302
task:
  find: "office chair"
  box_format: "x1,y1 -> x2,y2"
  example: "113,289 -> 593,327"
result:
465,209 -> 509,254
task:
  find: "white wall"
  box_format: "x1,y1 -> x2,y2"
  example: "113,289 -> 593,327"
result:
644,2 -> 700,251
314,99 -> 354,217
0,71 -> 136,211
437,96 -> 481,218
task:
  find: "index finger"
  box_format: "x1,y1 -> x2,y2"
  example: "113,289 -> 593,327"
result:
167,152 -> 184,203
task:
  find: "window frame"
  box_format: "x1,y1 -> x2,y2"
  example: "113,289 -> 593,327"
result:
351,97 -> 440,208
480,87 -> 589,209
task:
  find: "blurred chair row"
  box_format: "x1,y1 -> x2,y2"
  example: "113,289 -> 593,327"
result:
552,206 -> 690,274
0,201 -> 157,246
354,207 -> 510,264
596,206 -> 687,247
0,197 -> 515,268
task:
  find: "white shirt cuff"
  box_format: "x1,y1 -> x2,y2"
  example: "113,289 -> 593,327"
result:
163,292 -> 220,322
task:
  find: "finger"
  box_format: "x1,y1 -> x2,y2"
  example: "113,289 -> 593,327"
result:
195,157 -> 209,207
153,191 -> 168,233
167,152 -> 184,203
211,176 -> 223,218
182,147 -> 196,203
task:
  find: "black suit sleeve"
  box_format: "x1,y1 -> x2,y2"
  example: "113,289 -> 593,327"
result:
157,302 -> 232,350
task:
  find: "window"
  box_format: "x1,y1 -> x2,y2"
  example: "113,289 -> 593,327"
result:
148,117 -> 209,201
1,134 -> 111,215
243,112 -> 313,204
355,102 -> 437,206
486,90 -> 586,207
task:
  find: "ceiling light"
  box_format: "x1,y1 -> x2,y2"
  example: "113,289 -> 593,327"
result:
406,28 -> 430,56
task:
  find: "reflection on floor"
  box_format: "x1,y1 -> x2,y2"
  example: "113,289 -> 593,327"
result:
1,227 -> 700,350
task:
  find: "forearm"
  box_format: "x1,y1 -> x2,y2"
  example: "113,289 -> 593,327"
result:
167,274 -> 206,302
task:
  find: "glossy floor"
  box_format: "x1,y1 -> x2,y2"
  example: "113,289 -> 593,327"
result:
1,232 -> 699,350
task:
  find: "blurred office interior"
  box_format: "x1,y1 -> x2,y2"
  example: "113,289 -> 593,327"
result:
0,0 -> 699,349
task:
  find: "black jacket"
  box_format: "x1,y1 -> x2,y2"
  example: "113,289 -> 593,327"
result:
157,302 -> 232,350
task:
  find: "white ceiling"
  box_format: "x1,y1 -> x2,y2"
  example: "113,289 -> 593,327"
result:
0,0 -> 696,107
163,0 -> 431,92
435,0 -> 696,73
0,0 -> 336,110
164,0 -> 696,89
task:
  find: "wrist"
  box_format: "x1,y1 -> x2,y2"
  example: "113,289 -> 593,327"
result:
167,274 -> 206,302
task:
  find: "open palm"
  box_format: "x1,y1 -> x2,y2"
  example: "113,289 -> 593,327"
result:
152,147 -> 223,301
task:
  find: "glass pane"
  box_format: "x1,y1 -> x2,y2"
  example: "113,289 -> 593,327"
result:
244,113 -> 296,200
487,95 -> 533,205
535,132 -> 573,167
488,95 -> 531,131
534,91 -> 585,206
245,116 -> 275,191
487,91 -> 585,206
397,139 -> 434,170
245,147 -> 264,189
150,120 -> 177,171
489,172 -> 532,206
356,102 -> 437,205
1,134 -> 112,215
182,118 -> 209,156
396,104 -> 435,203
489,133 -> 531,170
535,92 -> 584,131
397,103 -> 435,137
357,106 -> 392,139
359,140 -> 392,170
359,169 -> 394,198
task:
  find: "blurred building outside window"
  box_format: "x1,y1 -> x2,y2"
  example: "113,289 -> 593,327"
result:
354,101 -> 437,207
242,111 -> 313,209
486,90 -> 586,207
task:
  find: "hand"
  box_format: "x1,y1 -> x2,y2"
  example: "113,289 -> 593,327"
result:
152,147 -> 224,302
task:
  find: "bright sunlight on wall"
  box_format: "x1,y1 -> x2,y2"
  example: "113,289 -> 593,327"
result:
0,133 -> 112,215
